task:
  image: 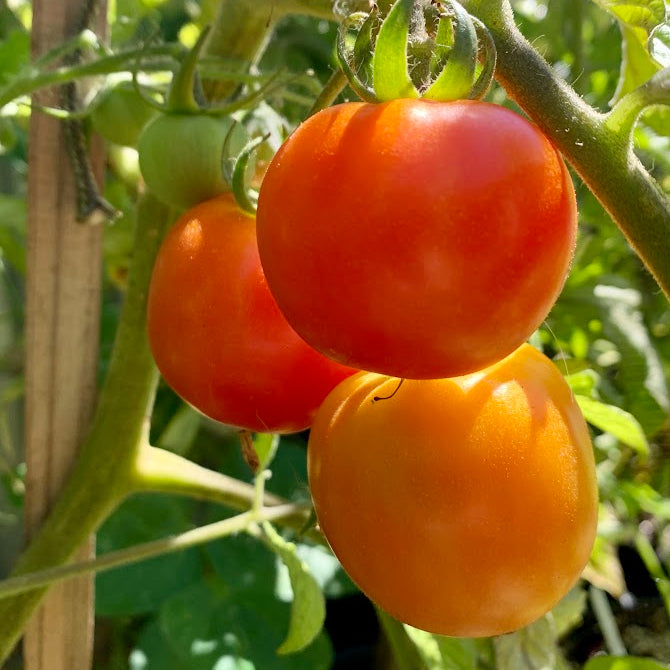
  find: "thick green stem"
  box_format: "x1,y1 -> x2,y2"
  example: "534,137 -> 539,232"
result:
465,0 -> 670,301
0,193 -> 174,664
204,0 -> 369,101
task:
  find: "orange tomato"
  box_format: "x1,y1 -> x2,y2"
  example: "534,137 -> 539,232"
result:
307,344 -> 598,637
146,194 -> 356,433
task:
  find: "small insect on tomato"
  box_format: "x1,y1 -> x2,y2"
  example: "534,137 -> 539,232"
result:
307,344 -> 598,637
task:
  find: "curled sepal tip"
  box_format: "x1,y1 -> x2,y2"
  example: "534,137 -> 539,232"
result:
336,0 -> 497,103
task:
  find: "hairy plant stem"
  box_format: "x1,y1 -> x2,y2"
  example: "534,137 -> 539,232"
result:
0,193 -> 173,664
465,0 -> 670,301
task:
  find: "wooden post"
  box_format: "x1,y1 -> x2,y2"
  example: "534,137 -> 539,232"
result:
23,0 -> 106,668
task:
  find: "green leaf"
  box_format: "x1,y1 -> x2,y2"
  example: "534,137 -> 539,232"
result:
612,23 -> 662,101
262,522 -> 326,655
593,0 -> 666,33
435,635 -> 480,670
372,0 -> 418,100
584,655 -> 670,670
155,577 -> 332,670
494,616 -> 562,670
423,1 -> 478,101
596,0 -> 667,104
275,542 -> 357,599
0,29 -> 29,86
575,395 -> 649,457
95,494 -> 202,616
254,432 -> 280,471
156,404 -> 201,455
551,587 -> 588,638
594,284 -> 669,435
565,369 -> 600,397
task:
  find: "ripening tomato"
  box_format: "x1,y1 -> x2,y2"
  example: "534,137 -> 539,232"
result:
308,344 -> 598,637
257,99 -> 577,379
146,194 -> 356,433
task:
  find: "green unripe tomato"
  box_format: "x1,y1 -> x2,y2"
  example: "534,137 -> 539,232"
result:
137,113 -> 246,210
90,81 -> 158,147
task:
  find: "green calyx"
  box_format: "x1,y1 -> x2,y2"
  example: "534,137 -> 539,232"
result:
337,0 -> 496,103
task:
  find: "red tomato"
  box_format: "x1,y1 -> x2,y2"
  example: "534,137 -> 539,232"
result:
257,99 -> 577,379
308,344 -> 598,637
146,194 -> 356,433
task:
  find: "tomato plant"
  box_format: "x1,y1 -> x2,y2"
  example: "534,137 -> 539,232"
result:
307,343 -> 598,638
257,98 -> 577,379
146,193 -> 356,433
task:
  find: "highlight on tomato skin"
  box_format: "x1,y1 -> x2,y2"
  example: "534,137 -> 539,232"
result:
307,344 -> 598,638
146,194 -> 357,434
256,98 -> 578,380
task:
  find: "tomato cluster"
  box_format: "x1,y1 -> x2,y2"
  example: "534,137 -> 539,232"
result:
146,97 -> 597,638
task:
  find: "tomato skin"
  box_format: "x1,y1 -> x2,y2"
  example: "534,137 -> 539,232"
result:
90,81 -> 158,147
146,194 -> 356,433
257,99 -> 577,379
307,344 -> 598,637
138,114 -> 246,210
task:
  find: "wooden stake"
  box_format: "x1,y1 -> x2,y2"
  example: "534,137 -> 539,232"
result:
23,1 -> 106,668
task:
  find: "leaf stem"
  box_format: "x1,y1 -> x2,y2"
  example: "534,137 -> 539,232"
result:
0,503 -> 305,601
589,586 -> 627,657
0,45 -> 182,109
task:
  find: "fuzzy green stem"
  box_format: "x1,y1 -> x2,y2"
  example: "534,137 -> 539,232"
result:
309,68 -> 348,115
0,193 -> 174,664
465,0 -> 670,302
166,26 -> 211,112
0,503 -> 305,601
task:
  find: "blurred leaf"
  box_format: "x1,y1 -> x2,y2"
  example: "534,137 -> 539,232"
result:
575,395 -> 649,456
0,28 -> 29,86
593,0 -> 665,32
96,494 -> 202,616
594,0 -> 667,102
156,403 -> 201,455
583,533 -> 627,598
275,542 -> 357,600
621,481 -> 670,519
551,587 -> 588,638
494,616 -> 562,670
0,194 -> 26,275
261,523 -> 326,655
614,23 -> 661,100
565,369 -> 601,397
435,634 -> 480,670
584,655 -> 670,669
594,285 -> 669,435
156,577 -> 333,669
